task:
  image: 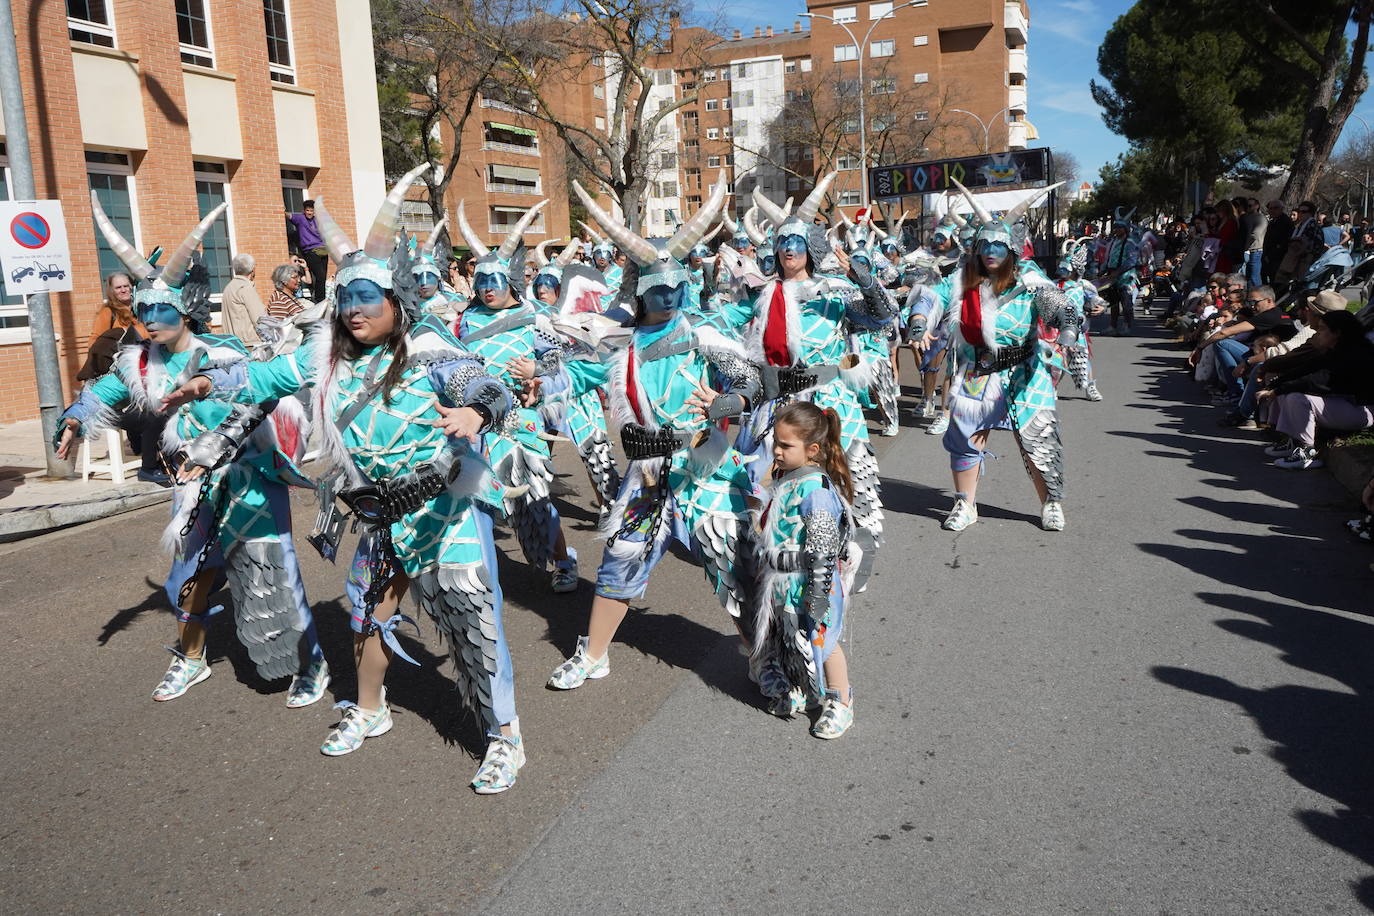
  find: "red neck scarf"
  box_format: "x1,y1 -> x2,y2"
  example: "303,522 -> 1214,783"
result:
762,281 -> 791,367
959,283 -> 984,348
623,342 -> 645,424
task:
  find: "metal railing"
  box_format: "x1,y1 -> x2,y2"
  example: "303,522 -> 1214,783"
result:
485,181 -> 542,195
482,140 -> 540,156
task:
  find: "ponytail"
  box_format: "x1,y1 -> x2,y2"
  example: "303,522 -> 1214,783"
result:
773,402 -> 854,505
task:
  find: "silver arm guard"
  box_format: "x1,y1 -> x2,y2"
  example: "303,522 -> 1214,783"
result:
180,402 -> 272,471
442,360 -> 510,431
1033,284 -> 1081,349
703,349 -> 762,412
846,269 -> 901,325
800,509 -> 842,624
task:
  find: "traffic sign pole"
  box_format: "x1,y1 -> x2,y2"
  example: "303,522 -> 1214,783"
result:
0,0 -> 71,477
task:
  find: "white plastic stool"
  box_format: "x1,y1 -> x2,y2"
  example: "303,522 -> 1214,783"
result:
79,427 -> 141,484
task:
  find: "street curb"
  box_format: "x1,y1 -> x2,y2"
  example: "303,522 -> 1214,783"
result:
0,484 -> 172,542
1326,443 -> 1374,498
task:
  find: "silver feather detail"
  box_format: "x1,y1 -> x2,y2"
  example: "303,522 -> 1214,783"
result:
223,539 -> 306,681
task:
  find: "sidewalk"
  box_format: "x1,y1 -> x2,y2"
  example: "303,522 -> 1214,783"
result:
0,418 -> 171,542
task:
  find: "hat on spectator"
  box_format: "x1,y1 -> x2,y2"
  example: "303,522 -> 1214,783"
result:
1299,289 -> 1345,315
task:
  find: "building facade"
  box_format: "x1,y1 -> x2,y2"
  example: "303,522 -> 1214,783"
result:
0,0 -> 384,423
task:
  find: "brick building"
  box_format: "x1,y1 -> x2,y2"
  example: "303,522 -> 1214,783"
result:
0,0 -> 384,423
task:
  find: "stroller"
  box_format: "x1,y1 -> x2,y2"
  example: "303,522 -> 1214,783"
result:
1276,245 -> 1360,309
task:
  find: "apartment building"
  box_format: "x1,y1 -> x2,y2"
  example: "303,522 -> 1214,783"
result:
0,0 -> 384,423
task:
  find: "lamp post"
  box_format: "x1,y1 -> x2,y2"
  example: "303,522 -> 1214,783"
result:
949,106 -> 1012,155
802,0 -> 920,209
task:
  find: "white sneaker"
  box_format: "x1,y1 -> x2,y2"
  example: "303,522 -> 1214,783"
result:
926,413 -> 950,436
1275,446 -> 1323,470
471,734 -> 525,794
286,656 -> 331,708
321,692 -> 393,756
942,496 -> 977,531
547,635 -> 610,689
878,421 -> 899,437
920,398 -> 937,420
1263,438 -> 1295,458
151,648 -> 211,702
1085,383 -> 1103,402
1040,500 -> 1066,531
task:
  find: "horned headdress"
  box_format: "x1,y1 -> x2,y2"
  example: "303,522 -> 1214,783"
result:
90,191 -> 227,315
457,198 -> 548,293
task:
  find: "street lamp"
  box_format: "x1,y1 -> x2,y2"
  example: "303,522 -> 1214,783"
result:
949,107 -> 1012,155
802,0 -> 921,209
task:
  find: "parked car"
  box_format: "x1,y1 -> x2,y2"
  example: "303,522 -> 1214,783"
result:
38,264 -> 65,281
10,265 -> 34,284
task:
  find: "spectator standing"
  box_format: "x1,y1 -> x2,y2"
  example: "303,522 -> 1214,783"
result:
1262,201 -> 1293,283
1214,199 -> 1241,274
286,200 -> 329,302
1237,197 -> 1267,288
87,271 -> 141,349
266,263 -> 306,319
451,255 -> 476,300
218,254 -> 265,346
1275,201 -> 1324,290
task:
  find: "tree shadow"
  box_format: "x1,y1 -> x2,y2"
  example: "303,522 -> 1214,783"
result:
1152,591 -> 1374,911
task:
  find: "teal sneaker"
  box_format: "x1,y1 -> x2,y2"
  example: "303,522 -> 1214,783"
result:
471,733 -> 526,794
151,647 -> 211,701
286,656 -> 331,709
547,636 -> 609,690
321,692 -> 393,756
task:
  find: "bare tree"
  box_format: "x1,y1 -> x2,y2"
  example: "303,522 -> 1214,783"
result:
373,0 -> 513,234
422,0 -> 715,231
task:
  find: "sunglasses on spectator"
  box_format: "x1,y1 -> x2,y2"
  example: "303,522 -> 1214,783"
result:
1206,284 -> 1219,289
1245,297 -> 1271,306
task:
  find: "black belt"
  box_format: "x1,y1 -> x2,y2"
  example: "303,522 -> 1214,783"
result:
338,461 -> 458,528
761,363 -> 842,400
619,424 -> 690,460
970,342 -> 1035,376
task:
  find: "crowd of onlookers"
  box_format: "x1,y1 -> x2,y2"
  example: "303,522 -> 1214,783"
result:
1144,198 -> 1374,555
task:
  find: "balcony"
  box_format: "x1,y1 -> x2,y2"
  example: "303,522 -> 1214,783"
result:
482,140 -> 540,157
480,97 -> 534,114
1004,2 -> 1027,46
489,223 -> 546,235
1008,47 -> 1027,79
1007,84 -> 1027,114
1007,120 -> 1028,149
486,182 -> 542,196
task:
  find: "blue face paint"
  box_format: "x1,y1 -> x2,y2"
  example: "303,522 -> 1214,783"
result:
337,278 -> 388,318
414,270 -> 440,289
136,302 -> 183,331
759,254 -> 777,275
533,274 -> 559,295
852,254 -> 872,272
731,238 -> 751,252
640,282 -> 685,313
776,235 -> 808,256
978,240 -> 1011,260
473,271 -> 508,293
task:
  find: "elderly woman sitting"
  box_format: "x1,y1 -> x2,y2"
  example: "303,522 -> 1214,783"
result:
1260,310 -> 1374,469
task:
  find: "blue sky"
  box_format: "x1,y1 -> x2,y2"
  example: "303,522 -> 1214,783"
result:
711,0 -> 1374,188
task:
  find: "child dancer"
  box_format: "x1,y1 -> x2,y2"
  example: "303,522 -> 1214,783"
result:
753,402 -> 857,739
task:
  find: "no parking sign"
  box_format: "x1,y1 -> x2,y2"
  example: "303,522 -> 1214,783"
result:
0,200 -> 73,295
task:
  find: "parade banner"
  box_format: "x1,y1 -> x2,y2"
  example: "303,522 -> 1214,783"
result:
868,148 -> 1053,201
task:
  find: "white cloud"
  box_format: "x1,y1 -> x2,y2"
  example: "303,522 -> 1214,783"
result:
1036,16 -> 1096,46
1058,0 -> 1097,13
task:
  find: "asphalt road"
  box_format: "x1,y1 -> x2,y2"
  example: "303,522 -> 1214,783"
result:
3,320 -> 1372,915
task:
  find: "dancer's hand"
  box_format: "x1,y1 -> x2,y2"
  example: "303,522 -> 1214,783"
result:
507,357 -> 537,381
54,419 -> 79,460
162,375 -> 212,411
686,382 -> 718,419
520,377 -> 544,408
177,463 -> 206,484
431,404 -> 484,444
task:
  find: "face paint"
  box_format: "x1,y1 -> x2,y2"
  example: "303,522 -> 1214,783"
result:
978,240 -> 1011,261
640,282 -> 685,313
473,271 -> 508,293
533,275 -> 559,296
593,255 -> 610,270
776,235 -> 808,256
853,254 -> 872,272
135,302 -> 183,331
337,278 -> 388,319
731,238 -> 751,252
759,254 -> 777,274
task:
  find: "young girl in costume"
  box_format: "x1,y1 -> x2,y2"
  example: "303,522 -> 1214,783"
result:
752,402 -> 856,739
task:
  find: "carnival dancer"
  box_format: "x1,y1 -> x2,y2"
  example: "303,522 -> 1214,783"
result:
168,165 -> 526,792
583,223 -> 623,311
546,175 -> 764,691
530,237 -> 620,514
412,217 -> 464,323
1098,208 -> 1141,336
1053,237 -> 1105,401
903,209 -> 963,434
55,194 -> 329,708
751,402 -> 860,736
834,208 -> 903,437
724,174 -> 899,549
455,200 -> 585,593
931,179 -> 1078,533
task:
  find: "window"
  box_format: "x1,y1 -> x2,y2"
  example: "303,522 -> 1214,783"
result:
656,180 -> 679,197
722,98 -> 731,110
840,117 -> 859,134
869,2 -> 893,18
595,115 -> 606,130
872,114 -> 894,131
487,163 -> 541,194
834,6 -> 857,22
651,68 -> 674,86
731,90 -> 754,108
786,88 -> 811,103
687,194 -> 702,208
727,123 -> 739,138
836,154 -> 861,170
871,76 -> 896,94
192,161 -> 232,297
914,110 -> 930,121
490,206 -> 543,234
280,168 -> 308,215
705,99 -> 719,111
659,152 -> 677,169
593,83 -> 604,99
87,151 -> 140,296
734,63 -> 749,79
834,44 -> 858,62
836,79 -> 860,98
703,69 -> 717,82
682,112 -> 698,134
68,0 -> 114,46
484,122 -> 539,152
263,0 -> 295,84
785,60 -> 797,73
800,58 -> 813,72
706,127 -> 719,139
176,0 -> 213,67
913,72 -> 930,83
707,155 -> 721,168
590,54 -> 605,67
913,34 -> 929,46
871,39 -> 895,57
838,189 -> 861,206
